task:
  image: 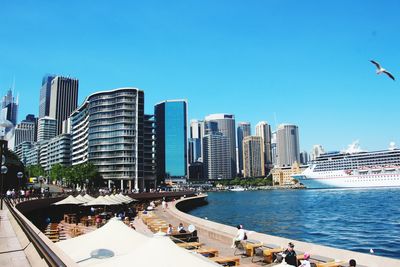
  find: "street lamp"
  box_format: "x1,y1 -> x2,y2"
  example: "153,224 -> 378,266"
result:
1,165 -> 8,209
17,172 -> 23,189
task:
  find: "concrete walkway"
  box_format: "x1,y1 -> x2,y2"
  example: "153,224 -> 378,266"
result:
154,206 -> 274,267
0,207 -> 31,267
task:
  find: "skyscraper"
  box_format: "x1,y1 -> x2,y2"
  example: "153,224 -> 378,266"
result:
255,121 -> 273,174
1,89 -> 18,126
300,151 -> 309,165
188,138 -> 201,164
49,76 -> 79,135
243,136 -> 265,178
37,117 -> 57,142
237,122 -> 251,175
39,74 -> 55,118
204,114 -> 236,178
155,100 -> 188,183
276,124 -> 300,167
190,119 -> 205,161
203,132 -> 232,180
71,88 -> 147,191
13,115 -> 37,149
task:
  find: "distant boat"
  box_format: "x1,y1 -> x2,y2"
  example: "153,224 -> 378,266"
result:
229,187 -> 245,192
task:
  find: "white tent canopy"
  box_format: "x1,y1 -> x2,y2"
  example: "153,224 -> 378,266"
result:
93,236 -> 220,267
118,193 -> 137,202
83,194 -> 95,201
52,195 -> 85,205
57,219 -> 149,266
75,195 -> 90,203
109,194 -> 131,204
103,195 -> 123,205
83,196 -> 118,206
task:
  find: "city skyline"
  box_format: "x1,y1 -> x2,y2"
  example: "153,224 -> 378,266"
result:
1,1 -> 400,152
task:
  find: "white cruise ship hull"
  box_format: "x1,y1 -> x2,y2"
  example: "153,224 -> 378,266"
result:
294,170 -> 400,189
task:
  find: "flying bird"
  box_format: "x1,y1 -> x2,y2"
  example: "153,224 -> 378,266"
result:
370,60 -> 395,81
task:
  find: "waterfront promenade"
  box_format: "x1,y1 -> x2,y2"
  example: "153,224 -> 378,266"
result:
0,206 -> 33,267
163,194 -> 400,267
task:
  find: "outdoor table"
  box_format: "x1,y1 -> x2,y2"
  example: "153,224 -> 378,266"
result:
245,242 -> 264,257
211,256 -> 240,266
263,247 -> 284,263
316,261 -> 346,267
193,247 -> 219,257
176,242 -> 203,249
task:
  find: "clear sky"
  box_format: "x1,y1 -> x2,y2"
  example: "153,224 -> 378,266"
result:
1,1 -> 399,153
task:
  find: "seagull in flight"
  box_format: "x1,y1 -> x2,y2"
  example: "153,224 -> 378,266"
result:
370,60 -> 395,81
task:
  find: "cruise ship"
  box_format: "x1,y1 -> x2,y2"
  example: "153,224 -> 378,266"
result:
292,148 -> 400,189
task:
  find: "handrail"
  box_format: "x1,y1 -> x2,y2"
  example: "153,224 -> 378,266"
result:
5,199 -> 67,267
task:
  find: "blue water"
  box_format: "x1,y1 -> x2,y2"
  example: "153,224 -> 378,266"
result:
188,188 -> 400,259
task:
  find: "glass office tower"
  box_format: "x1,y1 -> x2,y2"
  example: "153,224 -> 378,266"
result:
155,100 -> 187,184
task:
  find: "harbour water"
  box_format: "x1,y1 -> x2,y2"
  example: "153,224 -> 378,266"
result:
188,188 -> 400,259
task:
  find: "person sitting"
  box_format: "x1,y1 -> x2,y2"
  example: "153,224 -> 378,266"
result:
231,225 -> 246,248
349,259 -> 356,267
167,224 -> 173,235
177,223 -> 186,233
275,242 -> 298,266
298,253 -> 311,267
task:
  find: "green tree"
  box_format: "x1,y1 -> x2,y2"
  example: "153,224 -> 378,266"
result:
49,164 -> 66,182
26,164 -> 45,178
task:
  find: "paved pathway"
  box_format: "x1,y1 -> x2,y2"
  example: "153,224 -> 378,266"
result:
0,207 -> 31,267
153,206 -> 276,267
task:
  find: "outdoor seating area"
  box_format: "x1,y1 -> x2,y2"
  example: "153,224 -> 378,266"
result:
233,239 -> 348,267
44,223 -> 66,243
141,211 -> 241,266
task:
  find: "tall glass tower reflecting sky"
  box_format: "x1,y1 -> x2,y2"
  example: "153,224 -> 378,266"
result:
155,100 -> 187,182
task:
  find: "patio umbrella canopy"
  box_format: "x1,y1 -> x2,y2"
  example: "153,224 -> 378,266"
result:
84,196 -> 118,206
117,193 -> 137,202
83,194 -> 96,201
103,195 -> 123,205
75,195 -> 90,203
52,195 -> 85,205
109,194 -> 130,204
57,219 -> 150,266
92,236 -> 220,267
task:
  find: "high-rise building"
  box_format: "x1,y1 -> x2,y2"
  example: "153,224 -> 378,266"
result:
49,76 -> 79,135
255,121 -> 273,173
300,151 -> 309,165
144,114 -> 156,190
71,88 -> 147,191
39,74 -> 56,118
271,131 -> 277,166
188,138 -> 201,164
47,133 -> 72,171
203,132 -> 232,180
276,124 -> 300,167
204,114 -> 236,178
13,115 -> 37,149
311,144 -> 325,160
1,89 -> 18,126
37,117 -> 57,142
15,141 -> 35,166
154,100 -> 188,183
237,122 -> 251,175
190,119 -> 205,161
243,136 -> 265,178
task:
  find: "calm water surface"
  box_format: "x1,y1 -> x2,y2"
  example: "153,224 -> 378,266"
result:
188,188 -> 400,259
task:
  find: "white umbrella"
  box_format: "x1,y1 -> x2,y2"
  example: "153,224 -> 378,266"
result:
57,218 -> 150,266
52,195 -> 85,205
92,236 -> 220,267
84,196 -> 118,206
83,194 -> 96,201
104,195 -> 123,205
109,194 -> 130,204
75,194 -> 90,203
118,193 -> 137,202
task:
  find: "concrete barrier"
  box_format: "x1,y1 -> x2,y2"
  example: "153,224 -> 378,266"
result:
168,194 -> 400,267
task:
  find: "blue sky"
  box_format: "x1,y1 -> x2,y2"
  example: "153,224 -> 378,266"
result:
1,1 -> 399,152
